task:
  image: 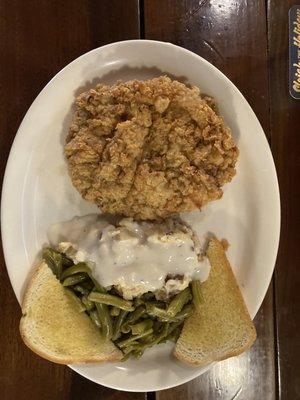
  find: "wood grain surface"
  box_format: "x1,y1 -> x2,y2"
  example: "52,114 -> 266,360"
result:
0,0 -> 299,399
268,1 -> 300,399
0,1 -> 143,400
144,1 -> 275,398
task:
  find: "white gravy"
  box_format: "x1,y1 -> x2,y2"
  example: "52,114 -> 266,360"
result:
48,214 -> 210,297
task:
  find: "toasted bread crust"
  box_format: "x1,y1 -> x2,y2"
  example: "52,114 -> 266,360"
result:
20,262 -> 122,364
174,237 -> 256,366
19,322 -> 121,365
173,333 -> 256,366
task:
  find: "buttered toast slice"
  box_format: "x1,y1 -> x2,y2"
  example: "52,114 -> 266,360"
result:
20,262 -> 122,364
174,237 -> 256,366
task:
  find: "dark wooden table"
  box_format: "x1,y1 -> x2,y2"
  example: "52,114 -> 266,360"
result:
0,1 -> 299,399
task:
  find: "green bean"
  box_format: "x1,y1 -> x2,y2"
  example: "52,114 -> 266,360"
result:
81,295 -> 94,311
64,288 -> 86,313
88,292 -> 134,311
132,350 -> 143,358
123,342 -> 148,354
166,326 -> 181,342
126,325 -> 169,352
43,248 -> 63,278
117,328 -> 153,348
146,303 -> 169,319
143,298 -> 165,308
139,323 -> 169,347
89,310 -> 102,328
110,306 -> 120,316
166,321 -> 181,336
121,324 -> 131,334
155,323 -> 170,343
122,343 -> 146,360
62,273 -> 87,286
81,280 -> 94,291
159,304 -> 194,323
90,276 -> 107,293
134,297 -> 144,307
123,306 -> 145,326
60,262 -> 92,280
113,310 -> 128,340
151,323 -> 171,345
139,333 -> 154,344
122,344 -> 136,355
166,287 -> 191,317
121,306 -> 146,333
191,280 -> 204,309
62,254 -> 74,268
153,301 -> 166,308
173,304 -> 193,321
126,341 -> 150,353
96,298 -> 182,353
142,292 -> 155,301
95,303 -> 113,340
158,337 -> 168,344
156,323 -> 174,344
73,284 -> 90,295
153,320 -> 163,333
121,352 -> 132,362
131,320 -> 153,335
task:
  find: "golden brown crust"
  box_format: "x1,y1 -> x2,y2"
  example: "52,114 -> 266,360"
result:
21,262 -> 46,315
19,322 -> 121,365
19,326 -> 121,365
173,332 -> 256,366
65,76 -> 238,220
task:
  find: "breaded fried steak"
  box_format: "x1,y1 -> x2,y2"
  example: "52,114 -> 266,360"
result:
65,76 -> 238,220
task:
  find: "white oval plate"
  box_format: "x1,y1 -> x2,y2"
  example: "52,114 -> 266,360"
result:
1,40 -> 280,392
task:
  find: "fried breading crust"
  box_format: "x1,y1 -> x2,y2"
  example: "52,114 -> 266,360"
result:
65,76 -> 238,220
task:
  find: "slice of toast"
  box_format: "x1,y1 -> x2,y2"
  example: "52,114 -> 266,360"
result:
174,237 -> 256,366
20,262 -> 122,364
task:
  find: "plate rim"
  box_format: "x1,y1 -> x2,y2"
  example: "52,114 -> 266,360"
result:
1,39 -> 281,392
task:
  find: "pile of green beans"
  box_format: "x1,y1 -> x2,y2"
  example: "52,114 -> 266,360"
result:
43,247 -> 203,360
